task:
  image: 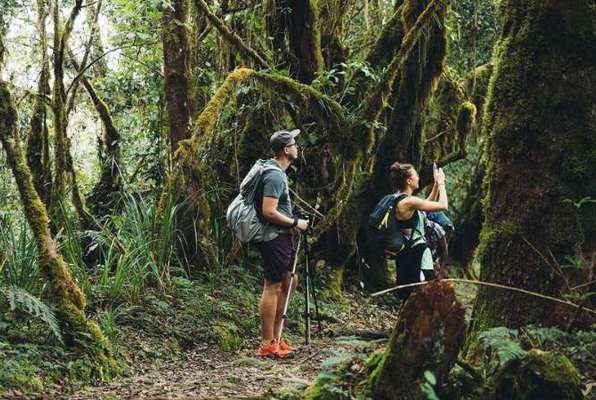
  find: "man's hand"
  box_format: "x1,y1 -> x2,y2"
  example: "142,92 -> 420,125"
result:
296,219 -> 309,231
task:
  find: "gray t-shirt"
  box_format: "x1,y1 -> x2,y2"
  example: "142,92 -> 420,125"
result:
259,159 -> 293,220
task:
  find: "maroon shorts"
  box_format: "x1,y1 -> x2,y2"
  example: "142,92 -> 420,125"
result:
256,234 -> 295,283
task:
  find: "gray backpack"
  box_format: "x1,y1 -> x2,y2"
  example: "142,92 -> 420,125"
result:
226,160 -> 283,243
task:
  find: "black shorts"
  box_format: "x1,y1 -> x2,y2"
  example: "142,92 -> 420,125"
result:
256,234 -> 295,283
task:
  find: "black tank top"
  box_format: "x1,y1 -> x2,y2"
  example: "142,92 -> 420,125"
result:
395,195 -> 418,230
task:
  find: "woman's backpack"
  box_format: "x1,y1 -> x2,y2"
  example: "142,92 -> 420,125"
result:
366,193 -> 415,257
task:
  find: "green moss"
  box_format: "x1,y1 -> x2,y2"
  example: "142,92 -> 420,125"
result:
194,68 -> 255,142
457,101 -> 477,136
493,350 -> 582,400
420,70 -> 469,163
463,63 -> 493,127
367,339 -> 394,389
324,266 -> 344,300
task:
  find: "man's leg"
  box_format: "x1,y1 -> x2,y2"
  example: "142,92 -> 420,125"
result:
274,272 -> 298,339
260,280 -> 282,343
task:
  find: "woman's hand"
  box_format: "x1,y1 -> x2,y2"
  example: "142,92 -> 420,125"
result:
434,167 -> 445,185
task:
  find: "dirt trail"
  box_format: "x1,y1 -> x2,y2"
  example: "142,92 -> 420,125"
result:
63,337 -> 367,400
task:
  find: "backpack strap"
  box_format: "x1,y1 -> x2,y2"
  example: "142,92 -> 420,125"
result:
393,194 -> 421,245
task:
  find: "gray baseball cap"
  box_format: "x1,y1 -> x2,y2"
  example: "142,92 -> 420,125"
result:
270,129 -> 300,153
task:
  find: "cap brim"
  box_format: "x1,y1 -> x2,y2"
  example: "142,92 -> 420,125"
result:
289,129 -> 300,138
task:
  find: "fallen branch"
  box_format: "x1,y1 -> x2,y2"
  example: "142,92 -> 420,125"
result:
370,278 -> 596,316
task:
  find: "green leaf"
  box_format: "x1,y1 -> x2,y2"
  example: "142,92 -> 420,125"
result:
424,370 -> 437,385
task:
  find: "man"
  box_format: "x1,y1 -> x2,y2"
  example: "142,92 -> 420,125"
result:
255,129 -> 309,358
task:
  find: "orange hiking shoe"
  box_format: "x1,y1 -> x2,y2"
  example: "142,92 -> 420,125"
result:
256,340 -> 279,357
278,338 -> 295,352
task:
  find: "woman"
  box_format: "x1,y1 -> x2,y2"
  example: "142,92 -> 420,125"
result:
390,162 -> 448,299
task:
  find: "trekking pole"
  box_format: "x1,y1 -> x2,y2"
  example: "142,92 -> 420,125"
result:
276,234 -> 302,342
303,228 -> 312,345
303,227 -> 323,338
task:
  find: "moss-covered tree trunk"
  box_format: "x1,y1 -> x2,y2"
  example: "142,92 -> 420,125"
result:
287,0 -> 324,83
27,0 -> 52,206
49,0 -> 83,221
469,0 -> 596,336
0,82 -> 115,370
163,0 -> 193,151
372,0 -> 448,193
50,0 -> 82,208
317,0 -> 351,69
266,0 -> 324,83
0,17 -> 5,70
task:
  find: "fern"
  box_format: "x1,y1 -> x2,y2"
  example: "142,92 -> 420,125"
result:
478,327 -> 527,367
321,349 -> 354,368
1,286 -> 63,344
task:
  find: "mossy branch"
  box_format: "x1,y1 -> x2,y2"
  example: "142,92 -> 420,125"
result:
192,0 -> 271,69
68,51 -> 121,164
253,71 -> 350,152
192,67 -> 256,144
54,0 -> 83,78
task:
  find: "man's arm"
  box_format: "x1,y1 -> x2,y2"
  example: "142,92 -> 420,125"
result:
262,197 -> 294,226
262,197 -> 309,230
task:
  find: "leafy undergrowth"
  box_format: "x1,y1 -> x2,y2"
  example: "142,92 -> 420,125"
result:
0,264 -> 398,399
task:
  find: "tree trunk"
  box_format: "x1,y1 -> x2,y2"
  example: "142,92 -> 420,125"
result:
469,0 -> 596,336
27,0 -> 52,206
369,281 -> 465,399
451,162 -> 484,267
84,0 -> 107,77
49,0 -> 83,217
317,0 -> 352,69
163,0 -> 193,151
0,82 -> 115,369
287,0 -> 324,83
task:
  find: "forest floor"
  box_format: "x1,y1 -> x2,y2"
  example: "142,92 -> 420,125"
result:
60,295 -> 397,400
64,335 -> 376,400
4,263 -> 437,400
